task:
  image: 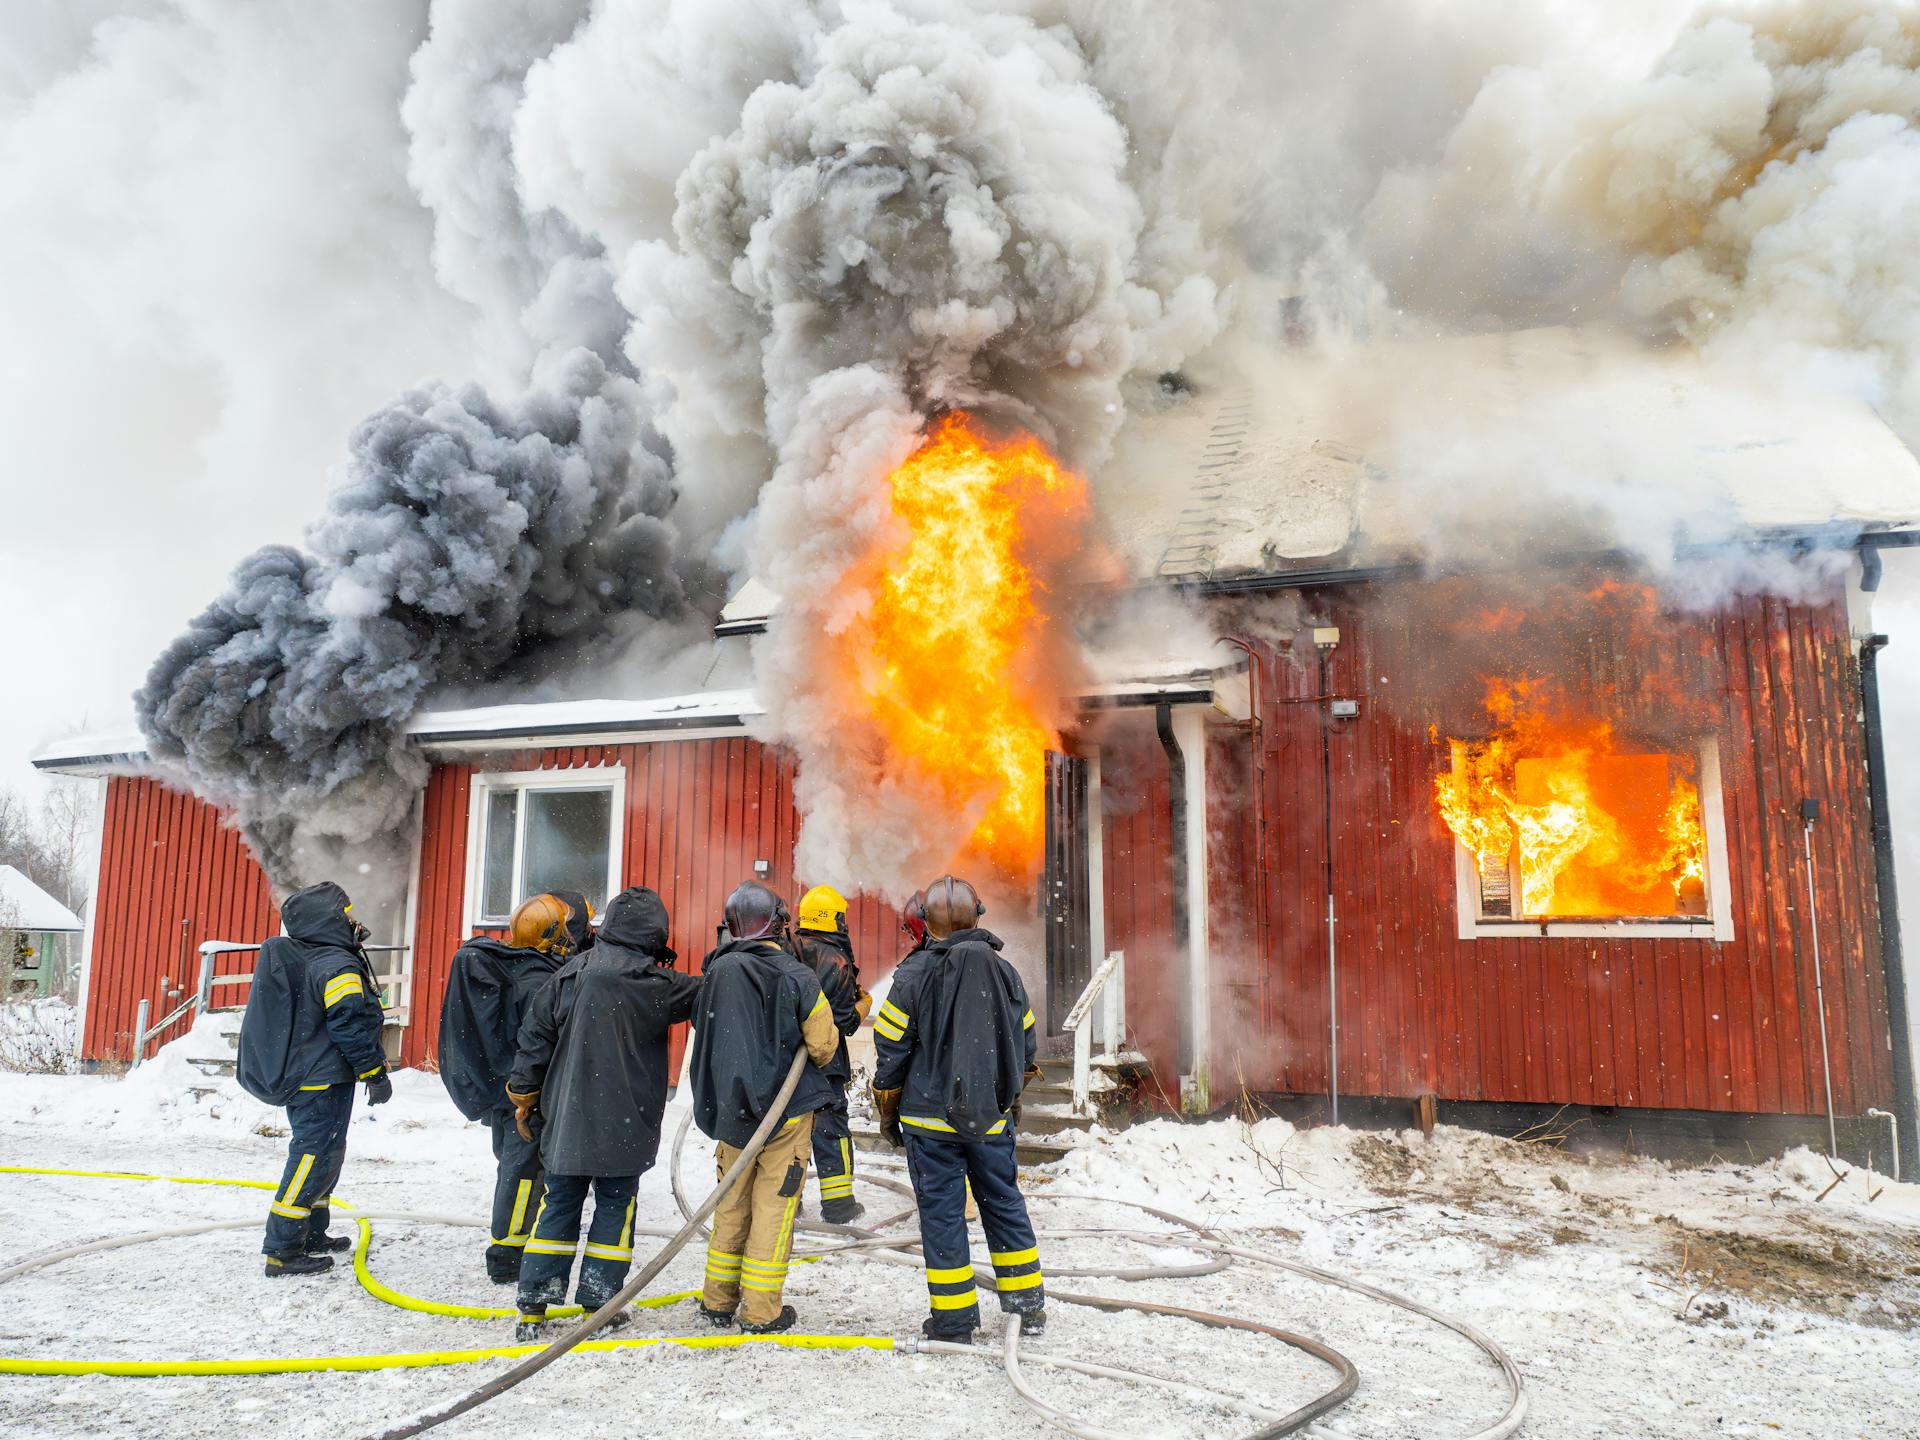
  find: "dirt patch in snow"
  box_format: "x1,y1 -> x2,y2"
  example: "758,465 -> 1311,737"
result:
1656,1219 -> 1920,1328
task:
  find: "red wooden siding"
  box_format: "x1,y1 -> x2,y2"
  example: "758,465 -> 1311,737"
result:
404,738 -> 903,1070
1197,580 -> 1896,1117
84,776 -> 278,1063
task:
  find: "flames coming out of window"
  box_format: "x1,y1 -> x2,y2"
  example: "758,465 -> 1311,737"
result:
1434,680 -> 1708,921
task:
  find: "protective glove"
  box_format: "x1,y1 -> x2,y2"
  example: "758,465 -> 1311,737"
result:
1023,1062 -> 1045,1090
364,1070 -> 393,1106
506,1086 -> 540,1143
854,989 -> 873,1021
871,1084 -> 904,1149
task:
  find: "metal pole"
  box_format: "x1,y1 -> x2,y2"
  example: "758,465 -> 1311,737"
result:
1804,820 -> 1839,1156
1327,893 -> 1339,1127
132,998 -> 149,1069
195,945 -> 216,1015
1318,645 -> 1339,1127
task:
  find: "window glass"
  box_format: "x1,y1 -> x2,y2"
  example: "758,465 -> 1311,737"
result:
482,790 -> 518,919
522,788 -> 613,912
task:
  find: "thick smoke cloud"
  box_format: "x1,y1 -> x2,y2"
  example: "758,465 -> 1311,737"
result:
514,0 -> 1243,891
65,0 -> 1920,916
136,351 -> 686,906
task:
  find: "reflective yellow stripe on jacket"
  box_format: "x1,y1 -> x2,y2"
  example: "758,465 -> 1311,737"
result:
323,974 -> 364,1009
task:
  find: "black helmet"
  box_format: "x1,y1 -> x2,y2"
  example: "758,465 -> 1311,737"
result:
724,880 -> 788,942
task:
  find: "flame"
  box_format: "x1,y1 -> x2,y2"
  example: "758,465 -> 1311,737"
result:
1434,683 -> 1708,919
859,412 -> 1087,878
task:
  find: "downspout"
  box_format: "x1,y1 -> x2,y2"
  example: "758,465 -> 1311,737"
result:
1858,632 -> 1920,1177
1222,637 -> 1271,1034
1156,703 -> 1194,1099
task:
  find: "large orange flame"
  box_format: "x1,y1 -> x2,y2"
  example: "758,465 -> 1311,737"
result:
1434,680 -> 1708,919
860,412 -> 1088,879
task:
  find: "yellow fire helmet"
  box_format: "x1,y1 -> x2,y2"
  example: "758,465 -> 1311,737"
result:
796,884 -> 850,935
509,893 -> 574,954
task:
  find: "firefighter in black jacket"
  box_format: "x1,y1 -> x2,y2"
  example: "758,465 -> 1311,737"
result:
234,881 -> 391,1278
504,886 -> 700,1340
792,884 -> 870,1224
437,893 -> 575,1283
871,875 -> 1045,1339
688,881 -> 840,1334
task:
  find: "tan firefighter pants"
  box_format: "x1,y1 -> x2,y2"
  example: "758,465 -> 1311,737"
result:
702,1111 -> 814,1327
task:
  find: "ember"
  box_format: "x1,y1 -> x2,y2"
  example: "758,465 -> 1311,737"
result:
1435,680 -> 1708,920
856,412 -> 1088,880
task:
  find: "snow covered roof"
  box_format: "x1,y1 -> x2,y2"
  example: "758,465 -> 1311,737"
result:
405,690 -> 760,748
1099,326 -> 1920,583
30,657 -> 1243,776
0,865 -> 83,932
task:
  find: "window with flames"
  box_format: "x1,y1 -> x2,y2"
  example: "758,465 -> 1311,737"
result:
1435,713 -> 1719,930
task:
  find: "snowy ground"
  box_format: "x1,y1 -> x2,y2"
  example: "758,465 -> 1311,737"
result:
1,1041 -> 1916,1440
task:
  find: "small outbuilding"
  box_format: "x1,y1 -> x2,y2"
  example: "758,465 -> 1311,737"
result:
0,864 -> 84,998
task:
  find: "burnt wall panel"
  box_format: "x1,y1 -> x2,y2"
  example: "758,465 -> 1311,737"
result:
1178,576 -> 1897,1120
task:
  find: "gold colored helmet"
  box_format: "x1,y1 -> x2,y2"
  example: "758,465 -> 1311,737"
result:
797,884 -> 849,935
509,893 -> 575,954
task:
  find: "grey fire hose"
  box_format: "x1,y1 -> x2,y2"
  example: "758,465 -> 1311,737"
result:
369,1047 -> 810,1440
665,1114 -> 1359,1440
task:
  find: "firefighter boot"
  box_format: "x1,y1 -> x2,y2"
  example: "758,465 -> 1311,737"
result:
697,1304 -> 736,1328
264,1253 -> 333,1278
739,1305 -> 797,1335
486,1250 -> 522,1285
306,1233 -> 354,1255
1018,1308 -> 1047,1339
819,1197 -> 866,1225
514,1307 -> 548,1344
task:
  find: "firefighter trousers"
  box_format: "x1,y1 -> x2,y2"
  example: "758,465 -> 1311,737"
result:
703,1111 -> 814,1327
486,1113 -> 544,1273
262,1082 -> 355,1257
515,1172 -> 640,1314
812,1089 -> 855,1210
904,1128 -> 1043,1337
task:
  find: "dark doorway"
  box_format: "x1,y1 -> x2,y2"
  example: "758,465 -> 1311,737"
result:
1042,750 -> 1092,1033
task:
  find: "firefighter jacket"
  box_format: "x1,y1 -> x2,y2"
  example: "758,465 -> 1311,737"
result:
508,887 -> 700,1178
688,938 -> 840,1149
236,882 -> 386,1106
793,929 -> 862,1085
871,928 -> 1036,1141
437,936 -> 565,1123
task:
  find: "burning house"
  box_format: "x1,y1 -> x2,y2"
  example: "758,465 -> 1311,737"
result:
33,328 -> 1920,1173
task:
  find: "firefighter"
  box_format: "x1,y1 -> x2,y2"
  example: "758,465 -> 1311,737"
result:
791,884 -> 871,1224
504,886 -> 700,1340
871,875 -> 1046,1339
234,881 -> 391,1278
687,881 -> 839,1334
437,893 -> 575,1283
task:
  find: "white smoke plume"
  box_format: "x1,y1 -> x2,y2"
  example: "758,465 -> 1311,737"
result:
518,0 -> 1244,893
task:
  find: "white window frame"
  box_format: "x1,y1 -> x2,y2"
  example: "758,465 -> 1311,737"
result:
463,766 -> 626,930
1452,737 -> 1735,942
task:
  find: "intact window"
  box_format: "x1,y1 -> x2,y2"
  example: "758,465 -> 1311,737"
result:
473,771 -> 621,924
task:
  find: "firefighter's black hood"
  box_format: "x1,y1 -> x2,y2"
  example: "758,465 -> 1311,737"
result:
596,887 -> 675,960
549,889 -> 596,954
280,881 -> 357,949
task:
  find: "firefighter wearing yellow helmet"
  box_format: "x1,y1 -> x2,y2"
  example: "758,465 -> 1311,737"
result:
791,883 -> 871,1223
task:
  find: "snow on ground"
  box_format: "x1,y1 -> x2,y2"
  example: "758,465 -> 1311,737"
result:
1,1040 -> 1916,1440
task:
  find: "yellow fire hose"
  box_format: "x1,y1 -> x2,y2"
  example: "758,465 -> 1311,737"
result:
0,1151 -> 878,1378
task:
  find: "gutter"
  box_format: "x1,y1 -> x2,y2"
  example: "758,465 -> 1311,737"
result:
1858,633 -> 1920,1176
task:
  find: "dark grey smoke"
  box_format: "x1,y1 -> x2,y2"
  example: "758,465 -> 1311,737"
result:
135,348 -> 686,903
